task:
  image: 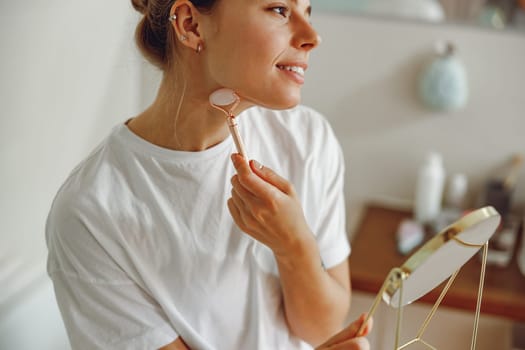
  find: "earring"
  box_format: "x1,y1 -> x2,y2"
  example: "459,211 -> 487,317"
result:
196,43 -> 203,53
180,34 -> 188,41
169,14 -> 177,22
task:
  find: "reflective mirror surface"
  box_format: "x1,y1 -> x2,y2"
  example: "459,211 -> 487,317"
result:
385,207 -> 501,307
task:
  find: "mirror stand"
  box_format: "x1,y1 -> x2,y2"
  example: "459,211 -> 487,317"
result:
357,209 -> 495,350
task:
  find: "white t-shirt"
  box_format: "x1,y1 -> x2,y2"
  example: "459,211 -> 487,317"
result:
46,105 -> 350,350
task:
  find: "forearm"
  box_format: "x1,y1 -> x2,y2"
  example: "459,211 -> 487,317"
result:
275,235 -> 351,347
228,156 -> 351,345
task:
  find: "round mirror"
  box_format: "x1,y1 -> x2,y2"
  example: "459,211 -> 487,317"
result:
384,206 -> 500,307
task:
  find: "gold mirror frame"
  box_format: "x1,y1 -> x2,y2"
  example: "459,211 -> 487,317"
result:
357,206 -> 501,349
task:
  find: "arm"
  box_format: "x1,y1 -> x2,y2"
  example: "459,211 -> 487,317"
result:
228,154 -> 351,346
277,252 -> 351,346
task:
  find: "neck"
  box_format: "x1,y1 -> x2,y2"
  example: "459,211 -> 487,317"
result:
128,74 -> 249,152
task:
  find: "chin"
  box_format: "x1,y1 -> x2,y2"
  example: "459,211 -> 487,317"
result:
250,99 -> 299,111
276,99 -> 300,110
275,95 -> 302,110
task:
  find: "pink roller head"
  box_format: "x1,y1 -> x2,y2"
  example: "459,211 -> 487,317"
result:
209,88 -> 247,158
209,88 -> 240,116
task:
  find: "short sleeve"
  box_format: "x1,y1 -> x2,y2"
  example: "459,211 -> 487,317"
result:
46,198 -> 178,350
307,110 -> 351,269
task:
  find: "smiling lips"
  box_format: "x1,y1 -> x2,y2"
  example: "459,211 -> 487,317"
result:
276,63 -> 307,84
277,64 -> 305,76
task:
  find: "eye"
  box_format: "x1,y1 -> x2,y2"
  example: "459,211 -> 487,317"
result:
270,6 -> 289,18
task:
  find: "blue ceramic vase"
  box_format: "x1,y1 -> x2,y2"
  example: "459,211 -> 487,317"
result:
419,42 -> 468,111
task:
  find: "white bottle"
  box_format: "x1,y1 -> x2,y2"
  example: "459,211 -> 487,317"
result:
414,152 -> 445,224
444,173 -> 468,209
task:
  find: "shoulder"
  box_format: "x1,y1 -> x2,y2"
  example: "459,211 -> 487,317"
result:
46,126 -> 129,258
46,134 -> 134,281
46,141 -> 109,253
52,141 -> 113,213
54,124 -> 132,203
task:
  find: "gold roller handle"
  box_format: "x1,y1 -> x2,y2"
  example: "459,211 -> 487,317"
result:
227,116 -> 247,159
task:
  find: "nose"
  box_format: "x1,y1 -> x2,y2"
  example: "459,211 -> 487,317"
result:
292,16 -> 321,51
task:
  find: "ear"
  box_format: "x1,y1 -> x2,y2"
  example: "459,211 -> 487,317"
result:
169,0 -> 203,51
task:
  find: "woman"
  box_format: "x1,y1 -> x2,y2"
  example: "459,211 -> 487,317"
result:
46,0 -> 371,349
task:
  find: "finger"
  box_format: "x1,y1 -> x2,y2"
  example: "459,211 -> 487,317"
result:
359,316 -> 373,337
250,159 -> 294,195
231,188 -> 246,212
227,198 -> 247,229
231,175 -> 258,204
323,337 -> 370,350
319,314 -> 371,347
231,153 -> 252,176
231,154 -> 275,198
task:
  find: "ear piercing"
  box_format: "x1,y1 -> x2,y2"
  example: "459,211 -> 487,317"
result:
170,14 -> 190,43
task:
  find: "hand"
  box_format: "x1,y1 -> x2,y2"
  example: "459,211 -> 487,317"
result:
228,154 -> 313,257
315,314 -> 373,350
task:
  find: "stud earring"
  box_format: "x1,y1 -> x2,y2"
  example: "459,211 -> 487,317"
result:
196,43 -> 203,53
180,34 -> 188,41
169,14 -> 177,22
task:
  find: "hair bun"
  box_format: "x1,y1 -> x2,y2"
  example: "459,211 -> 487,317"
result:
131,0 -> 149,15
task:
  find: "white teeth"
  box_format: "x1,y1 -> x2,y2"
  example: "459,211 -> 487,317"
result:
278,65 -> 305,76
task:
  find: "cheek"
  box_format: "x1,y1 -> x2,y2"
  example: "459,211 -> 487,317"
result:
204,28 -> 300,109
209,27 -> 281,80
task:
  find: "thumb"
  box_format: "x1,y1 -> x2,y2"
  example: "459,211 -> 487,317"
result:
249,160 -> 293,195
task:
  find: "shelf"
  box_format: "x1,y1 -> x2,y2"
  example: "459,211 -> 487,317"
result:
349,205 -> 525,321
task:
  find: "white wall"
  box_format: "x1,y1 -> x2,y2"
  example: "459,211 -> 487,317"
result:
1,3 -> 523,349
0,1 -> 155,348
0,277 -> 70,350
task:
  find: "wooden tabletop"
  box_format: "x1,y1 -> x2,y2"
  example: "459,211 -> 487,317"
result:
349,205 -> 525,321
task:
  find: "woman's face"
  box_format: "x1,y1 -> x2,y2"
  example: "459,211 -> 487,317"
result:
200,0 -> 319,110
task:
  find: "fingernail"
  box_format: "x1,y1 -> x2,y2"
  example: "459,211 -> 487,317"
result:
251,160 -> 263,170
231,154 -> 240,165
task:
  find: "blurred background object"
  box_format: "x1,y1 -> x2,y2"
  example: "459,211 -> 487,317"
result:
418,41 -> 468,111
518,214 -> 525,276
361,0 -> 446,22
310,0 -> 445,22
414,152 -> 446,224
312,0 -> 525,31
478,154 -> 524,267
481,154 -> 523,220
